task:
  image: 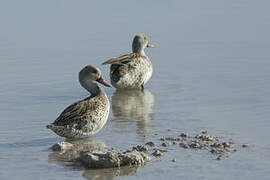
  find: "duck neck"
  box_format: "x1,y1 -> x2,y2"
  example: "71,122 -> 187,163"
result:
80,79 -> 101,97
132,47 -> 146,56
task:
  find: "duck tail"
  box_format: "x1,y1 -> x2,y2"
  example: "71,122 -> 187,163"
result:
46,124 -> 54,129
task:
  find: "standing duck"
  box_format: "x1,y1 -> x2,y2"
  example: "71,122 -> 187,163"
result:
47,65 -> 111,139
102,34 -> 154,90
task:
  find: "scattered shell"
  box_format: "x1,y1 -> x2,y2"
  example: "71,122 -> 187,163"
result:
177,132 -> 238,159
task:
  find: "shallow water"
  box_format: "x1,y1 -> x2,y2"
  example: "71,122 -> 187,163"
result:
1,0 -> 270,179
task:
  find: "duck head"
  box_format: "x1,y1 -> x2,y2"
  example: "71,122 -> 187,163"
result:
132,34 -> 154,56
79,65 -> 111,95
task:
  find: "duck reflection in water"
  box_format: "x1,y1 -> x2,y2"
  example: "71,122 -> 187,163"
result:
48,138 -> 140,180
111,89 -> 155,136
82,166 -> 139,180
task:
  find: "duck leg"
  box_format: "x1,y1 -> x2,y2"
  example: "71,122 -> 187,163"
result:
140,84 -> 144,91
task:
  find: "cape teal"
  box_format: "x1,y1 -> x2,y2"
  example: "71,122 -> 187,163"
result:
102,34 -> 154,90
47,65 -> 111,139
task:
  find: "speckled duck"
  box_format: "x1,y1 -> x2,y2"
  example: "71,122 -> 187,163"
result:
47,65 -> 111,139
102,34 -> 154,90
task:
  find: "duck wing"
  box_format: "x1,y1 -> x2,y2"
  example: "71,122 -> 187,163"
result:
52,98 -> 97,127
102,53 -> 144,65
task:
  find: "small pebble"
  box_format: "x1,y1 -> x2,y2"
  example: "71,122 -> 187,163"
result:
51,142 -> 73,151
161,142 -> 171,147
180,133 -> 188,138
222,142 -> 231,148
201,130 -> 207,134
172,158 -> 176,162
189,142 -> 200,149
145,141 -> 155,147
179,142 -> 189,149
152,150 -> 163,157
132,145 -> 148,152
153,148 -> 167,153
242,144 -> 250,148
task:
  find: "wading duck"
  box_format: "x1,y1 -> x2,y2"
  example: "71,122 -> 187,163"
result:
47,65 -> 111,139
102,34 -> 154,90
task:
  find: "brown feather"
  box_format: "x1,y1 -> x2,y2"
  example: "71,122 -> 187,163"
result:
102,53 -> 144,65
53,97 -> 98,126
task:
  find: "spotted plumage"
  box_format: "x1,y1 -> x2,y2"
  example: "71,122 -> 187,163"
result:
102,34 -> 154,89
47,65 -> 111,139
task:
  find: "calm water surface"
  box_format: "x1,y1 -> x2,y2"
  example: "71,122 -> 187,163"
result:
1,1 -> 270,179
